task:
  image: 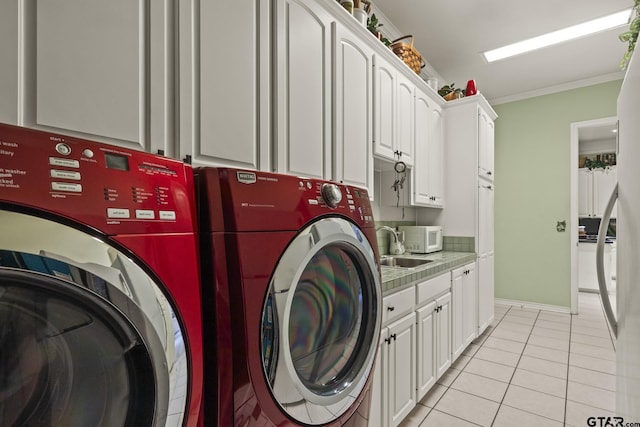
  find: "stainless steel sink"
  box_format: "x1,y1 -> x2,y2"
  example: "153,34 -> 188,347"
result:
379,257 -> 433,268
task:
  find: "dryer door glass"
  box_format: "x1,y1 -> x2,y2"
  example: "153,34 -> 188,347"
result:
264,217 -> 381,425
289,244 -> 366,393
0,210 -> 189,427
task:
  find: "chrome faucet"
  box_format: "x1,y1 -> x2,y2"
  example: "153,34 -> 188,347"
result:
376,226 -> 405,255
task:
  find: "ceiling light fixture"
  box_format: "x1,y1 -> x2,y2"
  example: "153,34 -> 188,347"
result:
483,9 -> 632,63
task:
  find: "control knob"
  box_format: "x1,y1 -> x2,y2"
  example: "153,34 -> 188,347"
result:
321,183 -> 342,208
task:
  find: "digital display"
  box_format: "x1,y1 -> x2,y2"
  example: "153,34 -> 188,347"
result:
105,153 -> 129,171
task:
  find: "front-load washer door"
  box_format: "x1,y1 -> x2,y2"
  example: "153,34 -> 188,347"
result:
261,217 -> 381,425
0,210 -> 189,426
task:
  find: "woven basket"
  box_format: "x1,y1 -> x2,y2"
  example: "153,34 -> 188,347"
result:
389,35 -> 425,74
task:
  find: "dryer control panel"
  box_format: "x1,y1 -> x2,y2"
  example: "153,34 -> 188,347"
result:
197,167 -> 375,233
0,123 -> 196,235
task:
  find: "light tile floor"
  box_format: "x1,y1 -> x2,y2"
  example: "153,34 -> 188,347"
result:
399,292 -> 616,427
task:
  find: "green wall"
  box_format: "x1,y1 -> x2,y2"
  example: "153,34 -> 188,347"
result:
493,80 -> 622,308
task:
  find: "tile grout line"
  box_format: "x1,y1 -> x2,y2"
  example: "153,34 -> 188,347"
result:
489,307 -> 543,426
564,306 -> 574,427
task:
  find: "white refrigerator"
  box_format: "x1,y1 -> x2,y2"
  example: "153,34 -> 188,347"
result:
615,46 -> 640,419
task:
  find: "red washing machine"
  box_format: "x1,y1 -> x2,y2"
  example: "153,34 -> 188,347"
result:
196,168 -> 382,426
0,123 -> 203,426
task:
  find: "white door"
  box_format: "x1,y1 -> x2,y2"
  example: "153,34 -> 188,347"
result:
463,264 -> 478,346
396,74 -> 414,167
373,54 -> 396,161
333,22 -> 374,194
179,0 -> 267,168
451,269 -> 465,360
416,301 -> 436,400
578,168 -> 592,217
435,292 -> 452,378
273,0 -> 333,179
387,312 -> 417,427
31,0 -> 171,154
412,88 -> 431,205
427,104 -> 445,206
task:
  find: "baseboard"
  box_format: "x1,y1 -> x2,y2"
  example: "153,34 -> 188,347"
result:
495,298 -> 571,314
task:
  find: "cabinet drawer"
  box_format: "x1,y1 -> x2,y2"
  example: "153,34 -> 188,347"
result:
382,286 -> 415,325
416,273 -> 450,306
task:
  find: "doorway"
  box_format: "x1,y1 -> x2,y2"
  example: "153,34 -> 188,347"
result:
570,116 -> 617,314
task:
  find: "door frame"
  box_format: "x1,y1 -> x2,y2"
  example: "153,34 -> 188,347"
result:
569,116 -> 617,314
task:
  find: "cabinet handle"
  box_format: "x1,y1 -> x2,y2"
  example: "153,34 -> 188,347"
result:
488,171 -> 492,175
391,333 -> 397,341
384,337 -> 392,345
387,306 -> 395,312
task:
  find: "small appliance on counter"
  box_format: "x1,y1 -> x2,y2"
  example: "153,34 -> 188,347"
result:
398,225 -> 443,253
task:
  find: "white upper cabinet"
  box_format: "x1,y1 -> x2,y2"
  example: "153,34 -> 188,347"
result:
333,22 -> 374,195
0,1 -> 19,125
396,73 -> 415,167
179,0 -> 269,168
5,0 -> 173,154
413,88 -> 444,207
478,107 -> 495,182
373,54 -> 414,167
579,166 -> 617,218
373,54 -> 396,162
578,168 -> 593,217
273,0 -> 333,179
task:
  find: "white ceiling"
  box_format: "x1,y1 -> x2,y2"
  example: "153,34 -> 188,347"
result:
373,0 -> 631,104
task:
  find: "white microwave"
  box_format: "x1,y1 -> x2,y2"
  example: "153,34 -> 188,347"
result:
398,226 -> 443,253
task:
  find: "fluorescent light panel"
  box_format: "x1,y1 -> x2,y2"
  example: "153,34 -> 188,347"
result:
483,9 -> 632,62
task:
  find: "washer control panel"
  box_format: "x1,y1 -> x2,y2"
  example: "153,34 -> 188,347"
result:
0,123 -> 195,235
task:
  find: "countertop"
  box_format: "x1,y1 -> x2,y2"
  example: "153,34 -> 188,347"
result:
381,251 -> 477,295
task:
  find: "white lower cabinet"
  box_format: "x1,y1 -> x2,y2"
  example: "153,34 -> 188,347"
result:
477,252 -> 494,335
371,286 -> 416,427
387,313 -> 417,426
452,263 -> 477,360
416,290 -> 452,402
372,265 -> 479,426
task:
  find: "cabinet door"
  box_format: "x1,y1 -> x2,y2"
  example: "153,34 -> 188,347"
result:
593,167 -> 617,218
416,301 -> 436,401
463,264 -> 477,347
412,88 -> 431,205
478,107 -> 494,181
33,0 -> 171,153
369,328 -> 387,427
578,168 -> 593,217
435,292 -> 452,378
0,1 -> 19,124
451,269 -> 464,360
273,0 -> 333,179
179,0 -> 267,168
427,103 -> 444,206
478,182 -> 494,254
333,22 -> 373,195
478,253 -> 494,335
387,312 -> 416,427
396,73 -> 414,167
373,54 -> 396,162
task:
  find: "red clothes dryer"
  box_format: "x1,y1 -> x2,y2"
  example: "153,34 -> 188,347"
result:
0,124 -> 203,426
196,168 -> 382,426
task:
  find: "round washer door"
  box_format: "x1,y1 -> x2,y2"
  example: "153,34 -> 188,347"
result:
261,217 -> 381,425
0,210 -> 189,426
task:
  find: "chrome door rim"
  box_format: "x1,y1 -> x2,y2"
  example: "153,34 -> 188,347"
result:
263,217 -> 381,425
